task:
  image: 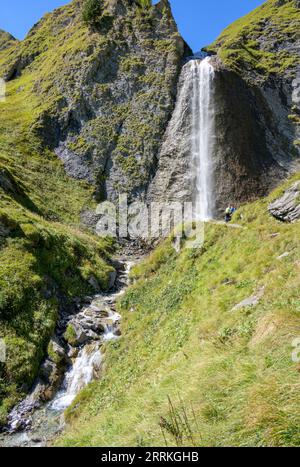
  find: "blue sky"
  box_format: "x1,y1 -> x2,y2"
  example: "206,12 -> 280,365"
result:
1,0 -> 265,51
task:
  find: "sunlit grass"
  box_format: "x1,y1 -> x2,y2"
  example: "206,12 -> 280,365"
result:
56,179 -> 300,447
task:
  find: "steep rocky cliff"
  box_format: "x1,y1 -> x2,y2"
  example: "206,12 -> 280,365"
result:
149,0 -> 300,215
2,0 -> 298,220
1,0 -> 190,203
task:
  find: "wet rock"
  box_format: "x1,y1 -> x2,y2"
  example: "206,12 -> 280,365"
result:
64,306 -> 107,347
3,259 -> 130,440
88,275 -> 101,292
269,182 -> 300,222
7,397 -> 40,433
67,346 -> 79,359
38,359 -> 63,400
108,271 -> 117,290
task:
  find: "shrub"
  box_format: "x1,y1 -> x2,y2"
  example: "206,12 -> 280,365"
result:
82,0 -> 102,27
137,0 -> 152,9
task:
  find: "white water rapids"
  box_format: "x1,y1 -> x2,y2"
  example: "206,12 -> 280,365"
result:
190,56 -> 216,220
50,300 -> 124,412
49,264 -> 133,412
49,263 -> 133,413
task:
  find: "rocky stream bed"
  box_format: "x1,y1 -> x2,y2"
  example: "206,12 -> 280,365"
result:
0,253 -> 139,447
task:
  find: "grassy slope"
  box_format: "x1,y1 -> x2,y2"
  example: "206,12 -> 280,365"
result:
0,2 -> 115,424
56,177 -> 300,447
206,0 -> 300,78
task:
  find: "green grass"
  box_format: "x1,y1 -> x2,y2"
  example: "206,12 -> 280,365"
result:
206,0 -> 300,79
56,175 -> 300,447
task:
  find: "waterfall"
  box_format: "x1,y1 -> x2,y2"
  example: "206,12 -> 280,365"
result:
50,344 -> 102,411
190,57 -> 216,220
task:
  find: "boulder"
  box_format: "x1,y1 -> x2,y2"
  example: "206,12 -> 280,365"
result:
108,271 -> 117,290
231,287 -> 265,312
64,322 -> 89,347
268,182 -> 300,222
88,275 -> 101,292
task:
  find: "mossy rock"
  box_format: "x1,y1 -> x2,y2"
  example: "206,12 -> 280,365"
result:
64,323 -> 78,347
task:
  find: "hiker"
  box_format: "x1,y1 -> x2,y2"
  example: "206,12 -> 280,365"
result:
225,205 -> 236,223
225,206 -> 232,223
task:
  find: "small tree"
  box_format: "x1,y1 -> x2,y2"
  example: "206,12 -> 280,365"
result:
82,0 -> 102,27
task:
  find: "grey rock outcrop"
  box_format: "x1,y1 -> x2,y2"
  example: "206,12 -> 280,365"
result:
210,57 -> 298,215
147,59 -> 194,206
64,302 -> 114,347
147,1 -> 300,217
269,181 -> 300,221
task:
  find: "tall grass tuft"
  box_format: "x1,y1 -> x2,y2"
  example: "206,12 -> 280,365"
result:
159,396 -> 202,447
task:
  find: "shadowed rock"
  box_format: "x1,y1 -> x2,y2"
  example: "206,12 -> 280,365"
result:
269,181 -> 300,222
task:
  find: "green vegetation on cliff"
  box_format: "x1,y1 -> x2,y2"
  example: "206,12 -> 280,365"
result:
206,0 -> 300,79
56,177 -> 300,447
0,30 -> 17,52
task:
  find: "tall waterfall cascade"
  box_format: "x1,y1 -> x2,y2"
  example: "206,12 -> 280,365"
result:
190,56 -> 216,220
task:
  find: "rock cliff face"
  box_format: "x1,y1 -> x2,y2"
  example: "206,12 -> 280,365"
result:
1,0 -> 298,220
1,0 -> 191,203
210,56 -> 298,214
147,60 -> 194,205
148,0 -> 300,216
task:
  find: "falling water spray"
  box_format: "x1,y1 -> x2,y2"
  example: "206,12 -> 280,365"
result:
190,57 -> 216,220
